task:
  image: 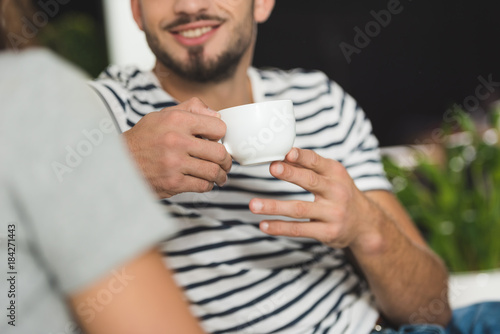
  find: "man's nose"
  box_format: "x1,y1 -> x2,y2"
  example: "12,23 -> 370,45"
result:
173,0 -> 211,16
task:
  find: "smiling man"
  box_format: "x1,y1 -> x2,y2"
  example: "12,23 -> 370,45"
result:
145,1 -> 254,83
89,1 -> 498,333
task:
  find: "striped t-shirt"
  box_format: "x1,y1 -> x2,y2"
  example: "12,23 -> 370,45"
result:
90,66 -> 392,334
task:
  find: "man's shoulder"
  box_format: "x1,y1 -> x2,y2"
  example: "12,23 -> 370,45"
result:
252,67 -> 351,109
254,67 -> 331,87
252,67 -> 344,101
92,65 -> 154,91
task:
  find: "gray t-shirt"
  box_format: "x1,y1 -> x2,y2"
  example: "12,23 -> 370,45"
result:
0,49 -> 177,333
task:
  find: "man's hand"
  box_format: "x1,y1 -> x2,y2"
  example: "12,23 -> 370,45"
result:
249,148 -> 452,327
123,97 -> 232,198
248,147 -> 380,253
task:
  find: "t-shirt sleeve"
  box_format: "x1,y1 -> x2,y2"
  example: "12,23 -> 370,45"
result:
331,82 -> 393,192
88,68 -> 132,133
5,51 -> 177,294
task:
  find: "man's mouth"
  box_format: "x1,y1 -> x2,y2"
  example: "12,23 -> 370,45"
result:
177,26 -> 214,39
169,21 -> 222,46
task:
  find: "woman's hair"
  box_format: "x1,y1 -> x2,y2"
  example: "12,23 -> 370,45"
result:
0,0 -> 36,51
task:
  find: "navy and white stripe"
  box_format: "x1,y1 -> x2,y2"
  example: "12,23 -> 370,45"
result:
90,66 -> 391,334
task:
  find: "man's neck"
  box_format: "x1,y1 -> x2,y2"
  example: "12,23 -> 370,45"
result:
153,61 -> 254,111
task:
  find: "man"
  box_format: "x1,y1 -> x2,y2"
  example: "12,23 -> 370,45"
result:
89,1 -> 489,333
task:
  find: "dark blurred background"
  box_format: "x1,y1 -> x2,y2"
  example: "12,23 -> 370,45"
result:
34,1 -> 108,78
36,0 -> 500,146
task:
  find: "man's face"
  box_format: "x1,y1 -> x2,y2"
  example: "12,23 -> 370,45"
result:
136,0 -> 256,83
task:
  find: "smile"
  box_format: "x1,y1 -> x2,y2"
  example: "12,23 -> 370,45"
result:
178,26 -> 214,39
170,21 -> 222,47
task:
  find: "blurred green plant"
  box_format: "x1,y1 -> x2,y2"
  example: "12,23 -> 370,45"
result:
39,12 -> 108,77
383,107 -> 500,272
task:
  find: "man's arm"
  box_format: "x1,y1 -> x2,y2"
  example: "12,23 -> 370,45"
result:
249,148 -> 452,327
69,248 -> 205,334
122,97 -> 232,198
351,190 -> 451,326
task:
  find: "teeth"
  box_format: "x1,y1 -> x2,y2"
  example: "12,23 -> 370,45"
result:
179,26 -> 213,38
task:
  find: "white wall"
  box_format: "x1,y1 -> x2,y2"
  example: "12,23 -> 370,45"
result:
102,0 -> 155,70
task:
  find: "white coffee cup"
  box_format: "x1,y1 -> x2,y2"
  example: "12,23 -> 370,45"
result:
219,100 -> 296,166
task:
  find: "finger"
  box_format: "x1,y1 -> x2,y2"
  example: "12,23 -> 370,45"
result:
284,148 -> 331,175
182,97 -> 221,118
259,220 -> 329,241
164,110 -> 226,141
190,113 -> 227,141
249,198 -> 324,220
269,161 -> 327,196
174,175 -> 216,194
158,107 -> 224,141
183,157 -> 228,187
156,174 -> 216,197
188,138 -> 232,172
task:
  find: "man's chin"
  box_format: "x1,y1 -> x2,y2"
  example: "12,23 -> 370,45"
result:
159,55 -> 232,83
152,40 -> 246,83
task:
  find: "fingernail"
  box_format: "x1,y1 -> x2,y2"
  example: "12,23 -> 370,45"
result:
289,149 -> 298,161
222,175 -> 228,186
261,222 -> 269,231
274,163 -> 284,175
208,108 -> 221,118
252,200 -> 263,212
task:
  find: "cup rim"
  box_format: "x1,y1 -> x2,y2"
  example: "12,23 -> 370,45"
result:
218,99 -> 293,114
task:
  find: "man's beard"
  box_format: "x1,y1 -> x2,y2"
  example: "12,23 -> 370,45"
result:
144,17 -> 254,84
